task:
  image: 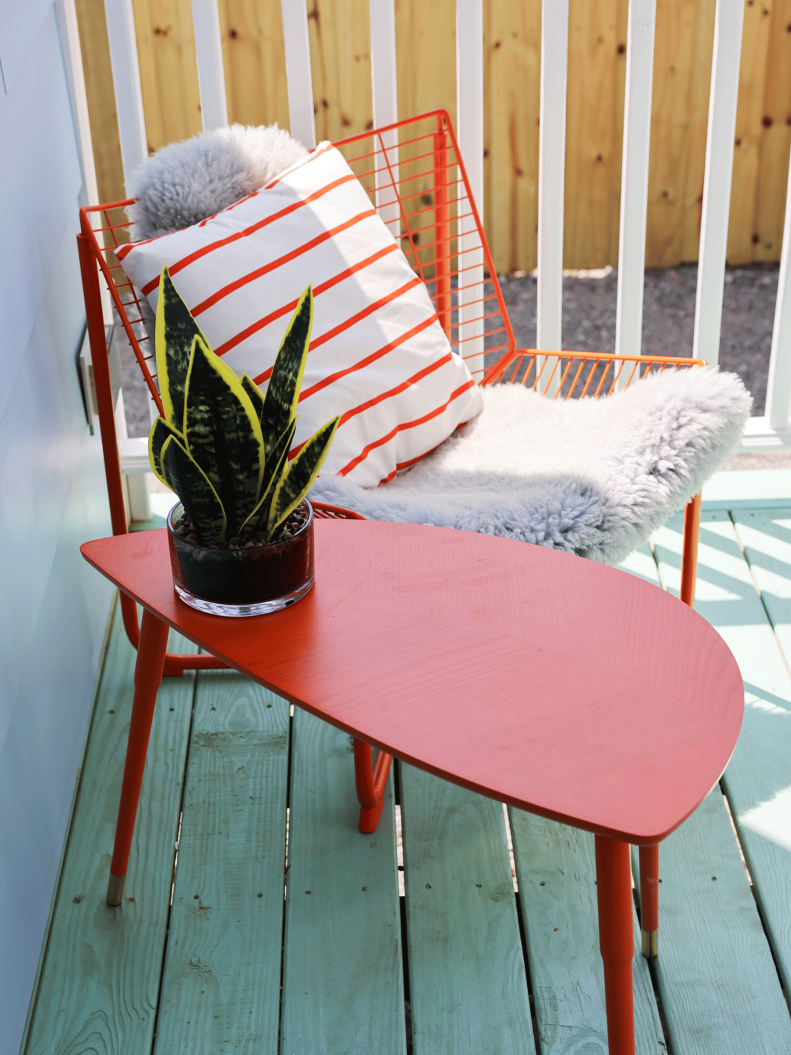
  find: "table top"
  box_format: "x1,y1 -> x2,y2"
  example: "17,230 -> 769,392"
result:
82,520 -> 744,844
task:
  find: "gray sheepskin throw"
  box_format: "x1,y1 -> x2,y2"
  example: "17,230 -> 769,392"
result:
311,366 -> 751,566
126,123 -> 307,241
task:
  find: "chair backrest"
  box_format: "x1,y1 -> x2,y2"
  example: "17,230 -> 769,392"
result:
79,109 -> 704,431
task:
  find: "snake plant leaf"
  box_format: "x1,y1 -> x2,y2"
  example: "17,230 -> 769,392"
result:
155,266 -> 211,429
236,418 -> 297,544
267,415 -> 340,541
148,416 -> 184,488
183,333 -> 265,538
240,374 -> 266,429
260,286 -> 313,456
160,433 -> 227,545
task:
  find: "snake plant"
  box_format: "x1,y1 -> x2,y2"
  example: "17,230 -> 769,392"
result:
148,267 -> 339,545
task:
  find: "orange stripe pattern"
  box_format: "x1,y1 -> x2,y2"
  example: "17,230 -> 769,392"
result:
118,144 -> 482,486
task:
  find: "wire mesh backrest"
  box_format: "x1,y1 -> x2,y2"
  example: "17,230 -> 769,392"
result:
79,108 -> 704,415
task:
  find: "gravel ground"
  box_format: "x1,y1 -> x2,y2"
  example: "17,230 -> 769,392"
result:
120,262 -> 791,470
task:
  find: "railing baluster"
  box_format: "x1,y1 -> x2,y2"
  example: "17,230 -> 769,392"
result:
103,0 -> 148,182
369,0 -> 399,238
764,139 -> 791,431
280,0 -> 316,149
614,0 -> 656,373
537,0 -> 569,395
692,0 -> 745,367
191,0 -> 228,132
456,0 -> 484,379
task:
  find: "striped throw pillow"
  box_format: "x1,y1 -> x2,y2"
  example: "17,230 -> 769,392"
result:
118,143 -> 483,487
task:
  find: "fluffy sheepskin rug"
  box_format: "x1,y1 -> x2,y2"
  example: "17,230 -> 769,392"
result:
126,123 -> 307,241
312,366 -> 752,566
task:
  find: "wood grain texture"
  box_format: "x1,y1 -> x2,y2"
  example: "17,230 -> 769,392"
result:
153,674 -> 289,1054
679,0 -> 715,264
280,708 -> 405,1055
509,811 -> 665,1055
727,0 -> 772,265
81,523 -> 744,843
25,618 -> 197,1055
648,0 -> 701,268
485,0 -> 541,274
400,764 -> 533,1055
218,0 -> 290,129
752,0 -> 791,262
308,0 -> 373,143
133,0 -> 202,155
564,0 -> 620,269
631,791 -> 791,1055
76,0 -> 791,269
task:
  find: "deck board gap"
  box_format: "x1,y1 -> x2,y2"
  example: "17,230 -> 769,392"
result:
720,782 -> 754,886
150,662 -> 201,1052
502,802 -> 518,891
511,872 -> 541,1055
400,894 -> 413,1055
646,956 -> 678,1055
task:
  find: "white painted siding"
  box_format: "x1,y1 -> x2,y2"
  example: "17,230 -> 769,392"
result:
0,7 -> 113,1052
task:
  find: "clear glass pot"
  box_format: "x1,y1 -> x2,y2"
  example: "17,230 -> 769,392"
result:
166,499 -> 314,617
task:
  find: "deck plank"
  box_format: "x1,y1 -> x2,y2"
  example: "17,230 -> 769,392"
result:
649,511 -> 791,1053
153,674 -> 290,1055
400,764 -> 534,1055
731,507 -> 791,665
280,711 -> 405,1055
25,613 -> 197,1055
703,509 -> 791,996
509,812 -> 665,1055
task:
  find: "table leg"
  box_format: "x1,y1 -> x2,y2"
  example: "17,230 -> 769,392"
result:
639,844 -> 659,958
595,834 -> 635,1055
106,609 -> 170,906
353,739 -> 393,833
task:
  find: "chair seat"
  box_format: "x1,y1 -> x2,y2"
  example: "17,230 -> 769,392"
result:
311,365 -> 751,566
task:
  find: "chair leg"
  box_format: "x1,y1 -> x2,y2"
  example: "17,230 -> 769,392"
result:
595,835 -> 636,1055
639,844 -> 659,958
353,739 -> 393,833
107,608 -> 170,905
680,492 -> 702,608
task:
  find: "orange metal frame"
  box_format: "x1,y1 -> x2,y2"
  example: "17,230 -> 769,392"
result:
78,108 -> 703,840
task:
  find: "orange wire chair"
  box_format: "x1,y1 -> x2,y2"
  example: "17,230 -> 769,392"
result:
77,108 -> 703,665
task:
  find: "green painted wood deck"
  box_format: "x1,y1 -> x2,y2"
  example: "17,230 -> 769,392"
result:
23,476 -> 791,1054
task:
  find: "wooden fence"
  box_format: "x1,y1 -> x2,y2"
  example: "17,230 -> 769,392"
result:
75,0 -> 791,272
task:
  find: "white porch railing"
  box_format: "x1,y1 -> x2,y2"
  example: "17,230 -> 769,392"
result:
64,0 -> 791,459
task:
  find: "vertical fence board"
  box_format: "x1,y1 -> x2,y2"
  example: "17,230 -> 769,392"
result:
727,0 -> 772,265
133,0 -> 202,154
680,0 -> 716,264
309,0 -> 373,143
564,0 -> 619,269
485,0 -> 540,275
752,0 -> 791,262
647,0 -> 698,268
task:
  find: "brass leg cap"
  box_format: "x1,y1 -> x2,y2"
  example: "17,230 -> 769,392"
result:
641,927 -> 658,959
107,873 -> 126,906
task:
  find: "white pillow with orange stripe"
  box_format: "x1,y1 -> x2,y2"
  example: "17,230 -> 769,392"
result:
118,143 -> 483,487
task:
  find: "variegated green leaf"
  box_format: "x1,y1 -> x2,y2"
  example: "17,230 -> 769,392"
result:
267,416 -> 340,541
148,415 -> 184,488
241,374 -> 266,429
183,334 -> 265,538
155,266 -> 211,428
236,418 -> 297,544
160,434 -> 226,545
260,286 -> 313,456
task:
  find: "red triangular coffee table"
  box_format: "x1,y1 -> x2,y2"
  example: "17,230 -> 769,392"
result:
82,519 -> 743,1055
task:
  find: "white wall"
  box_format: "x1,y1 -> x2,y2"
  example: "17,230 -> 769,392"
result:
0,4 -> 113,1051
